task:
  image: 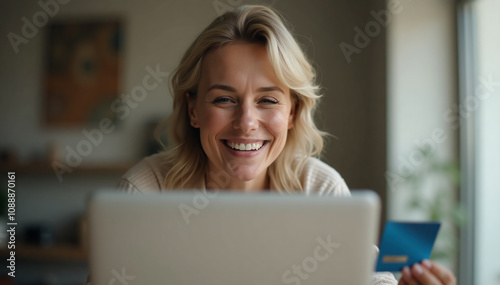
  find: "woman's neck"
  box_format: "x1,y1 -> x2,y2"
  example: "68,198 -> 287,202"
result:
205,167 -> 269,192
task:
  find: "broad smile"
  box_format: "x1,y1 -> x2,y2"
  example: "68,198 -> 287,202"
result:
223,140 -> 269,151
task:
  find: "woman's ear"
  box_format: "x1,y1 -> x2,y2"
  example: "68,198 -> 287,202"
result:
186,92 -> 199,128
288,99 -> 298,129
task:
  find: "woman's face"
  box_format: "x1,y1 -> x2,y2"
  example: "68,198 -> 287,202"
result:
188,43 -> 295,185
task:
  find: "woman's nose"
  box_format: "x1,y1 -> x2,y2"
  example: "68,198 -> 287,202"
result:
233,101 -> 258,133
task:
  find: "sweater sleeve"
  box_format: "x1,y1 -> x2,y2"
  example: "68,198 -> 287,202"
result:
301,157 -> 350,196
116,177 -> 143,194
372,272 -> 398,285
116,154 -> 166,193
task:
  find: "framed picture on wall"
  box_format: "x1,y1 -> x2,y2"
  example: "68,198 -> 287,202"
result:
43,19 -> 123,127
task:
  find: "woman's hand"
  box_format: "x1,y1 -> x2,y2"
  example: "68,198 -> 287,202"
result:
398,260 -> 456,285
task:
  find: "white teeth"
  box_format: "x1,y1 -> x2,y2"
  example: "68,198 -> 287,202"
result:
226,141 -> 264,151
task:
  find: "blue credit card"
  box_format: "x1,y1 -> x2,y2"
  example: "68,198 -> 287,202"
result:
375,221 -> 441,272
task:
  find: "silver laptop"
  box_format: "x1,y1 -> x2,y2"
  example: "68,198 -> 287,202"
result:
88,190 -> 380,285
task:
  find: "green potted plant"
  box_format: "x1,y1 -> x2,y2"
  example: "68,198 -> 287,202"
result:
399,147 -> 467,270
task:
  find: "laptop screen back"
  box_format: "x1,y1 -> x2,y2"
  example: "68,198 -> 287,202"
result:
89,191 -> 380,285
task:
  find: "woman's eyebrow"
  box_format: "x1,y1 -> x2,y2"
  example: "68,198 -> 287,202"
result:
206,84 -> 237,93
206,85 -> 285,94
257,86 -> 284,94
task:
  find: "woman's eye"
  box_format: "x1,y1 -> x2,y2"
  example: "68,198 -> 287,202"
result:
212,97 -> 235,104
260,98 -> 279,104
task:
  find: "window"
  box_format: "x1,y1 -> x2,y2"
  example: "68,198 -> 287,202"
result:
458,1 -> 500,284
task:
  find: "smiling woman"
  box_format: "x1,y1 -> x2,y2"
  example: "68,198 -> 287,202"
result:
118,4 -> 348,195
187,43 -> 296,190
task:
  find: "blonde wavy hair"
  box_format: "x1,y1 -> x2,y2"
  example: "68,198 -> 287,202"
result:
158,4 -> 327,192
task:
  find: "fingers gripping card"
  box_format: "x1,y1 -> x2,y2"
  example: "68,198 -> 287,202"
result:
376,221 -> 441,272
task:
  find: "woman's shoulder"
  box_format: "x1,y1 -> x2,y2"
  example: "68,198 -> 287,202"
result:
117,152 -> 170,193
300,157 -> 350,196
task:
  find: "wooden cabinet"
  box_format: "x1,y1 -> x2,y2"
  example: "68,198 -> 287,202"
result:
0,218 -> 88,262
